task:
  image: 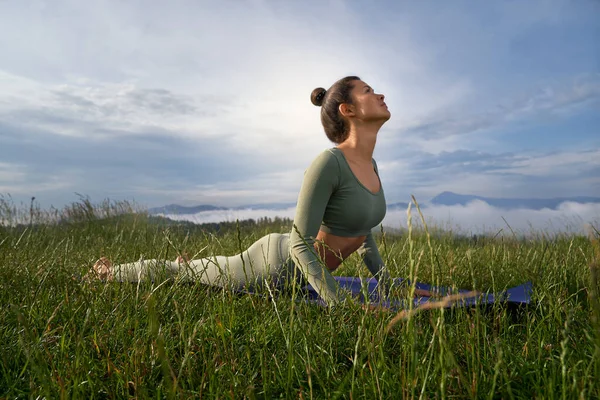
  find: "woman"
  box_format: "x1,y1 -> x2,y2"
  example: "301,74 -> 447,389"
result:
87,76 -> 393,307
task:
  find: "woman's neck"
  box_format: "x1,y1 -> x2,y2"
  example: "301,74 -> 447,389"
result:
337,124 -> 380,162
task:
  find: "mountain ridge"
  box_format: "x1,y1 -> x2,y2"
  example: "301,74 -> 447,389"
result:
148,202 -> 297,215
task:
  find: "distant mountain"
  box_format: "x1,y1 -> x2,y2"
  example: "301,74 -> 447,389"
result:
147,204 -> 227,215
147,202 -> 296,215
233,202 -> 296,210
430,191 -> 600,210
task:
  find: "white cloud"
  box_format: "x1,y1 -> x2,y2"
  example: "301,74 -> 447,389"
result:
503,149 -> 600,177
379,73 -> 600,157
383,200 -> 600,236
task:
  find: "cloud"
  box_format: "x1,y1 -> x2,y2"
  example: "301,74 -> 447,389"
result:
0,74 -> 225,140
382,200 -> 600,236
51,86 -> 199,118
501,149 -> 600,178
384,74 -> 600,149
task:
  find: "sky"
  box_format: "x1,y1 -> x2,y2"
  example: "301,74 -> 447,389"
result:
0,0 -> 599,230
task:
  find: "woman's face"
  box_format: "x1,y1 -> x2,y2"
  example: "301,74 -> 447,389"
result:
348,80 -> 391,123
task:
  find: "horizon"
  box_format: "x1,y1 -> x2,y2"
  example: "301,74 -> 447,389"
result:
2,191 -> 599,235
1,0 -> 599,210
148,190 -> 600,210
154,200 -> 600,236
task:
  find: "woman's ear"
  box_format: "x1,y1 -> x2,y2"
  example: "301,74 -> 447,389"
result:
339,103 -> 355,118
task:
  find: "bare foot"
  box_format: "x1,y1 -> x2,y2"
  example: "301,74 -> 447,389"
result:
175,252 -> 190,265
84,256 -> 114,281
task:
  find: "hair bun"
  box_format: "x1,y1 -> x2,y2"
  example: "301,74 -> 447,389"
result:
310,87 -> 327,107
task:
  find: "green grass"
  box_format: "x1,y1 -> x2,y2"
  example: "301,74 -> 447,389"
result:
0,198 -> 598,398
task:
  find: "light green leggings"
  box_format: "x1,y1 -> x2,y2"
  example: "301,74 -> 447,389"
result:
113,233 -> 299,291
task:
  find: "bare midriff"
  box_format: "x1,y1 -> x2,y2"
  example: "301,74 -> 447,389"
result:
315,230 -> 438,298
314,230 -> 366,271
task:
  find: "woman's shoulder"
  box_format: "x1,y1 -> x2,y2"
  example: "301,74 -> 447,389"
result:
303,148 -> 342,181
307,147 -> 341,168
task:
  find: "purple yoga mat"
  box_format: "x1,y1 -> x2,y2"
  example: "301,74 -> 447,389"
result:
302,277 -> 532,309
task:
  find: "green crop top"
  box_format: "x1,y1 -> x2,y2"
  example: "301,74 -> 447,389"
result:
289,148 -> 392,306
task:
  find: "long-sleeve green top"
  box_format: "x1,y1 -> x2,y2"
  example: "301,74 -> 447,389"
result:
289,147 -> 392,306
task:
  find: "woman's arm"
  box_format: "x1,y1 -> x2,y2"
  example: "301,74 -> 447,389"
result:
359,236 -> 438,298
289,150 -> 348,307
358,232 -> 393,297
357,158 -> 393,297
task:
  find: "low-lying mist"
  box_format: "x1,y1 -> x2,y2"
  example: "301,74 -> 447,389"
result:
161,200 -> 600,236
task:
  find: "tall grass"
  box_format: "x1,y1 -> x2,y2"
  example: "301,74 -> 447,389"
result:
0,198 -> 598,398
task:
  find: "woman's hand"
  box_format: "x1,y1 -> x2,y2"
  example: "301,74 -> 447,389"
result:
389,284 -> 441,299
361,303 -> 391,314
413,288 -> 438,298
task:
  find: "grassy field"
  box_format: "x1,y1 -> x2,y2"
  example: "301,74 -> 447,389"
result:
0,198 -> 599,399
